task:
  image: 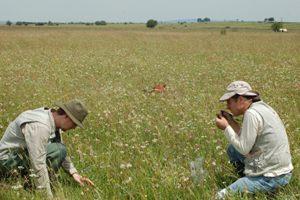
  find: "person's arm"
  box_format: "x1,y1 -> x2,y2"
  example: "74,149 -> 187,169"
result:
22,123 -> 53,198
58,131 -> 94,187
61,156 -> 78,175
61,156 -> 94,186
224,111 -> 259,155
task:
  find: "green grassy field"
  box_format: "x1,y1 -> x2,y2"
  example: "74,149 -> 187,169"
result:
0,23 -> 299,199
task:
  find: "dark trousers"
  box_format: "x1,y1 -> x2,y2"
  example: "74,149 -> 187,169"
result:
227,144 -> 246,177
0,143 -> 67,177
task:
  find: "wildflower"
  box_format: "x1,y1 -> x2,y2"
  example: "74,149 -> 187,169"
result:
123,176 -> 132,184
152,138 -> 158,143
17,166 -> 24,170
29,173 -> 37,178
120,163 -> 132,169
183,176 -> 189,182
120,164 -> 126,169
126,163 -> 132,168
12,184 -> 23,190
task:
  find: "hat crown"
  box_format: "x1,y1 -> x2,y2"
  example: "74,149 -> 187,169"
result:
219,81 -> 257,101
56,99 -> 88,128
227,81 -> 252,94
64,100 -> 88,123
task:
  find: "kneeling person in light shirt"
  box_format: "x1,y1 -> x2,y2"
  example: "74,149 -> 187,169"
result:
215,81 -> 293,199
0,99 -> 94,198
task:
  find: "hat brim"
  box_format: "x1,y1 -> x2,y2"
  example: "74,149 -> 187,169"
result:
219,92 -> 236,101
219,91 -> 258,102
55,102 -> 84,128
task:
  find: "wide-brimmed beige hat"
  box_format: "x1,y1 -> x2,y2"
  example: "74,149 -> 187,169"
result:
55,99 -> 88,128
220,81 -> 258,101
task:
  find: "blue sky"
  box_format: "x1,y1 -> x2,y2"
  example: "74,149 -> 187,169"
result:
0,0 -> 299,22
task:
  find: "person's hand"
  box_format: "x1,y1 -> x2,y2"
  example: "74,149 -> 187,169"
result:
215,115 -> 229,130
72,173 -> 95,187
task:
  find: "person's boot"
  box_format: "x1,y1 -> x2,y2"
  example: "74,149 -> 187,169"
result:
232,161 -> 245,177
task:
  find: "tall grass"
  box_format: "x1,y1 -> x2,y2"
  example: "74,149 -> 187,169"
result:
0,23 -> 299,199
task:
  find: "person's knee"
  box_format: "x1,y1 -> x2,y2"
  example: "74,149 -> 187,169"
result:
227,145 -> 245,163
227,144 -> 236,159
55,143 -> 67,160
228,177 -> 250,193
47,143 -> 67,162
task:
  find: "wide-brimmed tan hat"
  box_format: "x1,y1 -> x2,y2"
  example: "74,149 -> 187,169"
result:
55,99 -> 88,128
220,81 -> 258,101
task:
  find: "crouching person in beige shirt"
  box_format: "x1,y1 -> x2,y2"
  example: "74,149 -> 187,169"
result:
215,81 -> 293,199
0,99 -> 94,198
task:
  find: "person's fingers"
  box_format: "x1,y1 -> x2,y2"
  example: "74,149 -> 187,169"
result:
82,177 -> 95,186
86,179 -> 95,186
75,177 -> 84,186
215,116 -> 224,122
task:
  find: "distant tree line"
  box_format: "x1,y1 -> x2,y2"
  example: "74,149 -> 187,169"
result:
264,17 -> 275,23
10,21 -> 60,26
197,17 -> 211,22
95,20 -> 107,25
5,20 -> 109,26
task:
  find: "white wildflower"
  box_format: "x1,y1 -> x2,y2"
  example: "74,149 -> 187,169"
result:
152,138 -> 158,143
120,164 -> 126,169
29,173 -> 37,178
17,166 -> 24,170
123,176 -> 132,184
126,163 -> 132,168
12,184 -> 23,190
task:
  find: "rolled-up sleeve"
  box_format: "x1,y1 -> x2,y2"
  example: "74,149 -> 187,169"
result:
22,123 -> 53,198
62,156 -> 78,175
224,111 -> 259,155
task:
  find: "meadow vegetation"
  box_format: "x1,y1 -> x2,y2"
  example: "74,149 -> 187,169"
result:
0,22 -> 299,199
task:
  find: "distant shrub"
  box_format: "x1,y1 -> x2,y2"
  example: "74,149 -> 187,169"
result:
220,29 -> 226,35
197,17 -> 211,22
95,20 -> 107,25
35,22 -> 45,26
271,22 -> 283,32
146,19 -> 158,28
203,17 -> 211,22
264,17 -> 275,23
6,20 -> 12,26
197,18 -> 202,23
